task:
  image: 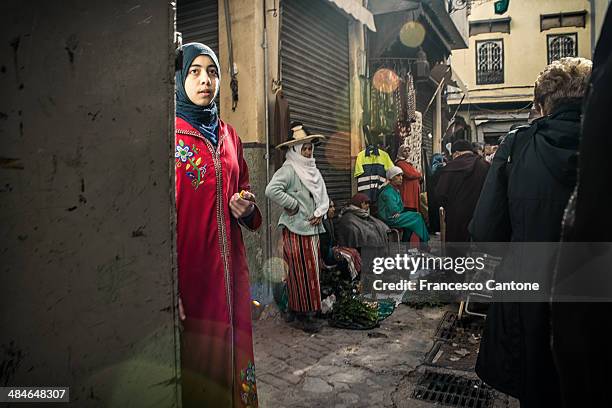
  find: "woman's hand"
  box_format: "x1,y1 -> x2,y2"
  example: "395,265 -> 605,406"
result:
230,192 -> 255,219
179,297 -> 186,321
285,205 -> 299,216
308,215 -> 323,225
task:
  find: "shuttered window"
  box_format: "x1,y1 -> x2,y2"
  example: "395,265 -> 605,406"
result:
280,0 -> 352,205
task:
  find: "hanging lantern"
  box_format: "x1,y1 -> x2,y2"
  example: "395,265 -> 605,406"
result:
415,47 -> 430,79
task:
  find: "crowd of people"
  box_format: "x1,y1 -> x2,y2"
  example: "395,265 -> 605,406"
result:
174,5 -> 610,403
265,122 -> 433,332
173,42 -> 433,406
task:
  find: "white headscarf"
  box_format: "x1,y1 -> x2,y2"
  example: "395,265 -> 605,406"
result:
396,144 -> 410,162
386,166 -> 403,180
284,143 -> 329,218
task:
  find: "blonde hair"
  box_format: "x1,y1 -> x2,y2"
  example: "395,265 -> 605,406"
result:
534,57 -> 592,115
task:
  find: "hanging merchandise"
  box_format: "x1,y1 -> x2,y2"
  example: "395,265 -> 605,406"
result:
406,111 -> 423,172
396,121 -> 410,145
370,87 -> 400,137
406,72 -> 417,123
354,145 -> 394,203
369,67 -> 402,139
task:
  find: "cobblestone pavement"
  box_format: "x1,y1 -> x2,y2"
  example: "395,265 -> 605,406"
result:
253,305 -> 446,408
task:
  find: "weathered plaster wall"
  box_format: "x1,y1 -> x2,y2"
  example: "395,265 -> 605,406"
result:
216,0 -> 271,303
349,18 -> 367,195
0,1 -> 179,406
218,0 -> 266,143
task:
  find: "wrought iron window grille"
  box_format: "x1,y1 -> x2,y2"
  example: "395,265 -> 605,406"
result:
476,39 -> 504,85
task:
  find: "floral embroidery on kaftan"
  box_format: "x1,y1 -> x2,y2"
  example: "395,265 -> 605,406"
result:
240,361 -> 257,407
175,139 -> 207,189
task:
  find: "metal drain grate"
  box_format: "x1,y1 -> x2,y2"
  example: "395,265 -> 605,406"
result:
424,341 -> 444,364
434,311 -> 458,341
411,370 -> 494,408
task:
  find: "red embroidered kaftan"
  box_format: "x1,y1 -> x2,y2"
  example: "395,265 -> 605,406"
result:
175,117 -> 261,407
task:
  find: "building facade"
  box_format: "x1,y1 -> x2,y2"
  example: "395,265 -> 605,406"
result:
448,0 -> 595,145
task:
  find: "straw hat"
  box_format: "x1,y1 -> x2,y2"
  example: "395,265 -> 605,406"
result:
275,123 -> 325,149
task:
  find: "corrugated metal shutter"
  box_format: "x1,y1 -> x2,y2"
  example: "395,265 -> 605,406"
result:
177,0 -> 220,110
177,0 -> 218,55
280,0 -> 352,205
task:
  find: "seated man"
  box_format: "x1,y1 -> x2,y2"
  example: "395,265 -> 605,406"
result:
319,200 -> 361,281
335,193 -> 390,250
377,166 -> 429,243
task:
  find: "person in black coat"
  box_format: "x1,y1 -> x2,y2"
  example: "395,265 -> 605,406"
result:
469,57 -> 593,407
435,139 -> 490,243
551,6 -> 612,408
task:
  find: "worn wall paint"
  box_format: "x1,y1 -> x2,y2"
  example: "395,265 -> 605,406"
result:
0,1 -> 180,406
218,0 -> 266,143
349,17 -> 367,195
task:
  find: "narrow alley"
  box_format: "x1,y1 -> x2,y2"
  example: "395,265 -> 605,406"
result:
254,304 -> 518,408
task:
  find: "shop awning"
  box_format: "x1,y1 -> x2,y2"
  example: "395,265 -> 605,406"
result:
327,0 -> 377,32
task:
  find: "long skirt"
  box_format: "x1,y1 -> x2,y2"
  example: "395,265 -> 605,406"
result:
282,228 -> 322,313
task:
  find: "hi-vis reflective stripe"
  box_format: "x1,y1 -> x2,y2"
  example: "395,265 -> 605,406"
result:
357,175 -> 386,184
357,183 -> 387,192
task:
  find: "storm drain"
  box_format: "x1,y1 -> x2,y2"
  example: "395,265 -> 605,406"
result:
411,370 -> 494,408
424,341 -> 444,364
434,311 -> 458,341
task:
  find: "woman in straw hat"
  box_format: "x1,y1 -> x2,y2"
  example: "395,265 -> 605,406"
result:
265,123 -> 329,332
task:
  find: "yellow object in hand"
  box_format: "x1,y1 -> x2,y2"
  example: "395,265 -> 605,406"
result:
239,190 -> 255,201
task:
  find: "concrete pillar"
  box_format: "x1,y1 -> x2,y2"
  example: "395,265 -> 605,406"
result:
218,0 -> 270,304
349,19 -> 367,195
218,0 -> 265,143
0,1 -> 179,406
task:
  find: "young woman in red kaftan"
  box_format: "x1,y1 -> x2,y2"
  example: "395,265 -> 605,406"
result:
175,43 -> 261,408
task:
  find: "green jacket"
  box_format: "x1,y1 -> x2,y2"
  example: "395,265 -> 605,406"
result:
377,184 -> 429,242
265,164 -> 326,236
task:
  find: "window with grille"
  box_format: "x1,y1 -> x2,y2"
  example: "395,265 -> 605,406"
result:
476,40 -> 504,85
547,33 -> 577,64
